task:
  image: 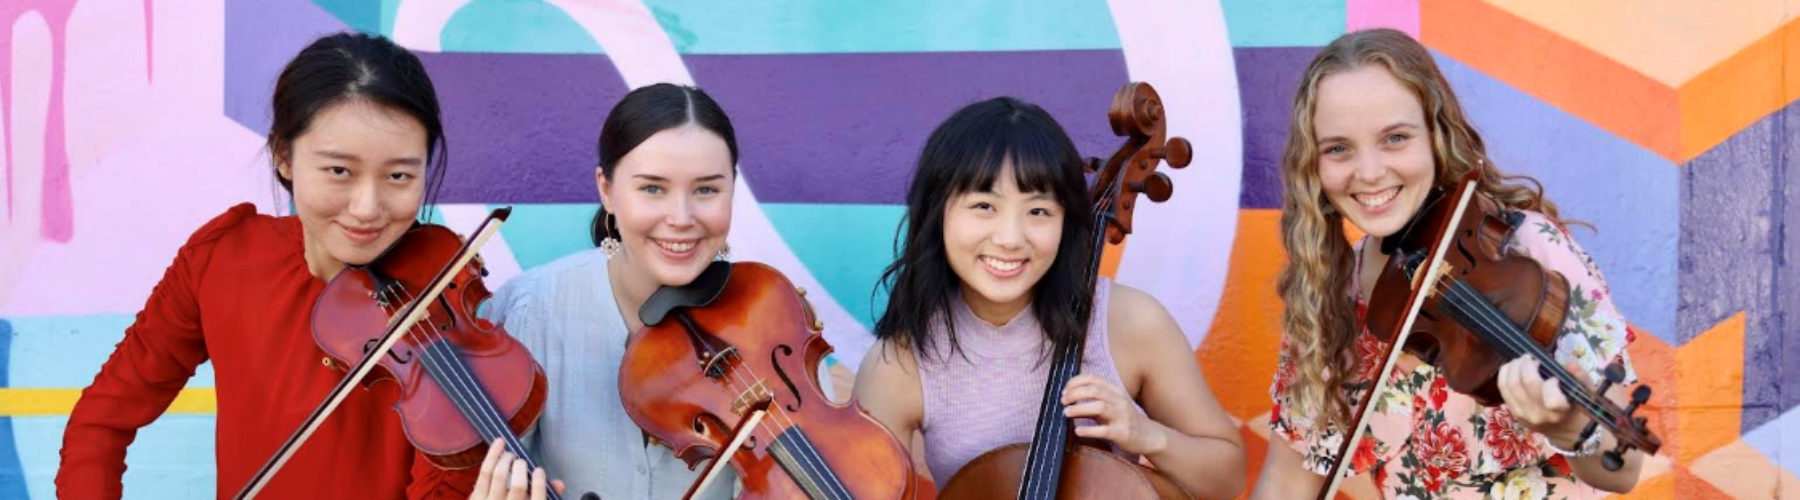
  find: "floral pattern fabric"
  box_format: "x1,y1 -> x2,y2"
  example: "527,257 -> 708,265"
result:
1270,210 -> 1638,499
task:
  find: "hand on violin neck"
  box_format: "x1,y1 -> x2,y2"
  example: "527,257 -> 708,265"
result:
1496,356 -> 1593,449
1060,374 -> 1165,455
470,439 -> 566,500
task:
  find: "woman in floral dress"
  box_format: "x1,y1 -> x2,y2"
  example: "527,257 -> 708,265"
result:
1249,28 -> 1646,499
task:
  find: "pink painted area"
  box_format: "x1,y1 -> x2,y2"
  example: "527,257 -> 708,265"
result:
4,0 -> 270,316
1,1 -> 78,243
1347,0 -> 1419,38
391,0 -> 476,52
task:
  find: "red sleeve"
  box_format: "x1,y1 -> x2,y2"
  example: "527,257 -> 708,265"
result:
407,449 -> 478,500
55,204 -> 253,498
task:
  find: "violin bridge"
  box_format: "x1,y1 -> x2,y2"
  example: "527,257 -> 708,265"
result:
1416,261 -> 1454,297
731,381 -> 772,416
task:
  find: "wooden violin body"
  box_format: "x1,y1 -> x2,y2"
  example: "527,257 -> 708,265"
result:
1363,189 -> 1567,406
619,262 -> 914,500
313,223 -> 549,468
937,82 -> 1195,500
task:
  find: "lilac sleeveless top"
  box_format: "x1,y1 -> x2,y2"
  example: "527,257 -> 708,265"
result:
914,278 -> 1137,486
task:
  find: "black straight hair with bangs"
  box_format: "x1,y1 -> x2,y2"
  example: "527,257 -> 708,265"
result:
873,96 -> 1095,362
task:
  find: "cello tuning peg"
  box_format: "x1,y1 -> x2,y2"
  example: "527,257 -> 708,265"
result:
1601,449 -> 1627,472
1128,173 -> 1174,203
1156,137 -> 1193,169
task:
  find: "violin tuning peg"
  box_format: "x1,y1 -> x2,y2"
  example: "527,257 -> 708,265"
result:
1604,361 -> 1627,384
1157,137 -> 1193,169
1633,416 -> 1648,429
1083,157 -> 1101,173
1601,450 -> 1626,472
582,493 -> 602,500
1631,385 -> 1652,406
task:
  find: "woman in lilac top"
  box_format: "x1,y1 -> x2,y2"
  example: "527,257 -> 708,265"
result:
853,96 -> 1248,499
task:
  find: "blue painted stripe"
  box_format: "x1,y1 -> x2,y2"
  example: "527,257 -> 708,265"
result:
496,204 -> 604,271
760,203 -> 906,331
6,315 -> 215,389
13,415 -> 218,499
1220,0 -> 1347,47
642,0 -> 1120,54
0,319 -> 29,499
442,0 -> 602,54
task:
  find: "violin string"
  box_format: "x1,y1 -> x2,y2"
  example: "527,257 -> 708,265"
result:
380,285 -> 546,473
710,345 -> 849,498
1407,267 -> 1619,427
1431,278 -> 1621,423
1426,277 -> 1615,419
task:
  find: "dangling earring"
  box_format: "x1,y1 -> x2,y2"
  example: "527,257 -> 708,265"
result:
600,212 -> 622,258
715,243 -> 732,262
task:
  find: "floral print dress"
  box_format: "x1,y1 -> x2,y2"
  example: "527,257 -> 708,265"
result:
1270,210 -> 1639,499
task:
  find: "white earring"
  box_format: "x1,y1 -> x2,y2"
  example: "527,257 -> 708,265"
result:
599,213 -> 622,258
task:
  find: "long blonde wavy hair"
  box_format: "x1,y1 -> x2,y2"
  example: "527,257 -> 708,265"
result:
1276,28 -> 1567,430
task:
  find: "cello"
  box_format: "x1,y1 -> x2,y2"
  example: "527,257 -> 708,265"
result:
235,208 -> 560,500
1312,169 -> 1661,499
935,81 -> 1196,500
617,260 -> 916,500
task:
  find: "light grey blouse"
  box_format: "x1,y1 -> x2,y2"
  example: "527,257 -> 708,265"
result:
486,248 -> 734,500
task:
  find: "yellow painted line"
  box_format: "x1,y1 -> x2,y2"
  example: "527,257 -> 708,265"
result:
0,388 -> 217,416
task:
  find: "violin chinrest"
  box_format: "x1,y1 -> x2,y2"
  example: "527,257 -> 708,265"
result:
639,261 -> 733,326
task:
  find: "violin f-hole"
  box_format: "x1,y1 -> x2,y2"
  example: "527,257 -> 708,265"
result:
363,338 -> 414,364
770,344 -> 804,412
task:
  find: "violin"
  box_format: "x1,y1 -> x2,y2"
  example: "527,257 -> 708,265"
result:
936,82 -> 1196,500
1314,170 -> 1661,499
618,261 -> 915,500
235,208 -> 560,500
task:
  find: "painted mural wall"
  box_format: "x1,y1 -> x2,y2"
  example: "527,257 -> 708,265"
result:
0,0 -> 1793,498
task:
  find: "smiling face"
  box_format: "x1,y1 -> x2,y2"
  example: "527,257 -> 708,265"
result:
598,124 -> 736,288
1313,64 -> 1437,239
278,99 -> 428,280
942,166 -> 1066,321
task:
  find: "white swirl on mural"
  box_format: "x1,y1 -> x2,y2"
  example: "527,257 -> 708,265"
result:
1105,0 -> 1242,349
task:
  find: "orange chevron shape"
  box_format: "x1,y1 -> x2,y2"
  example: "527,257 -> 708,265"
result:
1199,209 -> 1285,420
1673,312 -> 1745,464
1423,0 -> 1679,160
1606,465 -> 1734,499
1422,0 -> 1800,162
1197,210 -> 1369,421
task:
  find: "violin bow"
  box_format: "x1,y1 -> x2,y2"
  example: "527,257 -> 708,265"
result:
1315,180 -> 1480,500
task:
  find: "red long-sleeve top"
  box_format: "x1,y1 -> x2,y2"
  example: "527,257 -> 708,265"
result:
56,203 -> 477,499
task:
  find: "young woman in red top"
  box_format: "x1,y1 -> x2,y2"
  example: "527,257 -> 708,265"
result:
55,32 -> 477,499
